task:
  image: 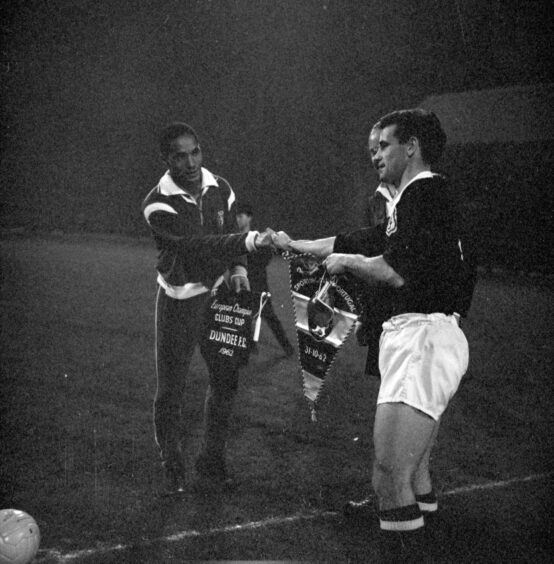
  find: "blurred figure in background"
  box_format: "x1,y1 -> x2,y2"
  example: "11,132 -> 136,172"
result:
365,123 -> 396,228
357,124 -> 397,377
236,203 -> 295,357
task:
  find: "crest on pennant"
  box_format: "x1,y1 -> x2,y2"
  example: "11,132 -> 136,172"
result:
285,253 -> 360,421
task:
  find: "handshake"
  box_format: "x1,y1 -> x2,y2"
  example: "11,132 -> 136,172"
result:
253,229 -> 350,277
254,228 -> 292,252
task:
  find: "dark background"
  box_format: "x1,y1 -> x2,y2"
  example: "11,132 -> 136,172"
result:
1,0 -> 552,270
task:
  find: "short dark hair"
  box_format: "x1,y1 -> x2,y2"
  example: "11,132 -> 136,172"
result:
376,109 -> 446,165
236,202 -> 253,216
159,122 -> 199,158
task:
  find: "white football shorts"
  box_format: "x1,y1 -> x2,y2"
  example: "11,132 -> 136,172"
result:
377,312 -> 469,420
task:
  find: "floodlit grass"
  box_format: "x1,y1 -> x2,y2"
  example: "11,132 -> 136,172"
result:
1,234 -> 552,563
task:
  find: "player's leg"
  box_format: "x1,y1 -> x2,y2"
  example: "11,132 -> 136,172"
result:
371,314 -> 468,558
372,402 -> 437,517
413,420 -> 440,516
371,402 -> 436,560
154,290 -> 203,489
342,401 -> 434,521
408,315 -> 468,517
261,298 -> 294,355
195,363 -> 240,486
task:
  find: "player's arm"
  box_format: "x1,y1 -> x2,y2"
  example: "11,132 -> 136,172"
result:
184,230 -> 272,258
143,199 -> 269,259
324,253 -> 405,288
333,225 -> 385,256
272,232 -> 336,258
272,224 -> 384,259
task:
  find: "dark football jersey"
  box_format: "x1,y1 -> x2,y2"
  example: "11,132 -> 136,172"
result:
335,174 -> 476,319
383,174 -> 475,317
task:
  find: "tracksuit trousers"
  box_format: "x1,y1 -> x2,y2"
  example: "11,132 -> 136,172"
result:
154,287 -> 239,472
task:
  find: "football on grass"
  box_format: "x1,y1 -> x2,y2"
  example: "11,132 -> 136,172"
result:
0,510 -> 40,564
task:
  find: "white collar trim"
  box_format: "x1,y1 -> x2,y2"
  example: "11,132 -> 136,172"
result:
158,167 -> 219,199
391,171 -> 436,207
375,183 -> 395,201
401,170 -> 435,193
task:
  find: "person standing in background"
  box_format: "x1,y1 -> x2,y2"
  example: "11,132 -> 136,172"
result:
236,203 -> 295,357
358,124 -> 397,377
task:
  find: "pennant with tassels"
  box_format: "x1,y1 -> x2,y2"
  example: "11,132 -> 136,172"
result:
284,252 -> 360,421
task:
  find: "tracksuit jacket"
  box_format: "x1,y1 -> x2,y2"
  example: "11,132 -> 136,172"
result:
142,167 -> 258,300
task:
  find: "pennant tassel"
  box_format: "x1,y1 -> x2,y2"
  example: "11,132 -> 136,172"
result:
253,315 -> 262,342
253,291 -> 271,343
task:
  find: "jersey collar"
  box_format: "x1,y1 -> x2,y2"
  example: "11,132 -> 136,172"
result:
159,167 -> 219,203
386,171 -> 437,214
375,183 -> 395,201
391,171 -> 436,207
401,170 -> 435,193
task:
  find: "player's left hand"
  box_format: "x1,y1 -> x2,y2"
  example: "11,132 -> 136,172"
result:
231,275 -> 250,293
323,253 -> 348,275
271,231 -> 292,251
229,265 -> 251,293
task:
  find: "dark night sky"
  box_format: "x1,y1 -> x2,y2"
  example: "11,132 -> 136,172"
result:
1,0 -> 552,235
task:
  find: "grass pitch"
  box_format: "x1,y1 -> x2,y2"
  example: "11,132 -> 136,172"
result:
1,234 -> 552,563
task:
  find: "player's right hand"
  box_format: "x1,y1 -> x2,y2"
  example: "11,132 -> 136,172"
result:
255,228 -> 276,248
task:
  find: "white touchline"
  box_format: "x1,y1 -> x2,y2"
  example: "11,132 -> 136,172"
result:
36,472 -> 553,563
441,473 -> 552,497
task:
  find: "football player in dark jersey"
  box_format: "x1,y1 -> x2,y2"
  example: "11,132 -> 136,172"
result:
272,109 -> 475,557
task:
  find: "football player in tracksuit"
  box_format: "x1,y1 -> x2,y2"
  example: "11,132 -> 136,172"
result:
272,109 -> 476,558
142,122 -> 272,494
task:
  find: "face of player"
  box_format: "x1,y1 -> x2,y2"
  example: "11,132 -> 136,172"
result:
165,134 -> 202,189
236,213 -> 252,233
368,127 -> 381,170
373,125 -> 408,187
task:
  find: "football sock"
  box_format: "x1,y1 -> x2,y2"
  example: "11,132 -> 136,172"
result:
415,490 -> 438,514
379,503 -> 424,531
